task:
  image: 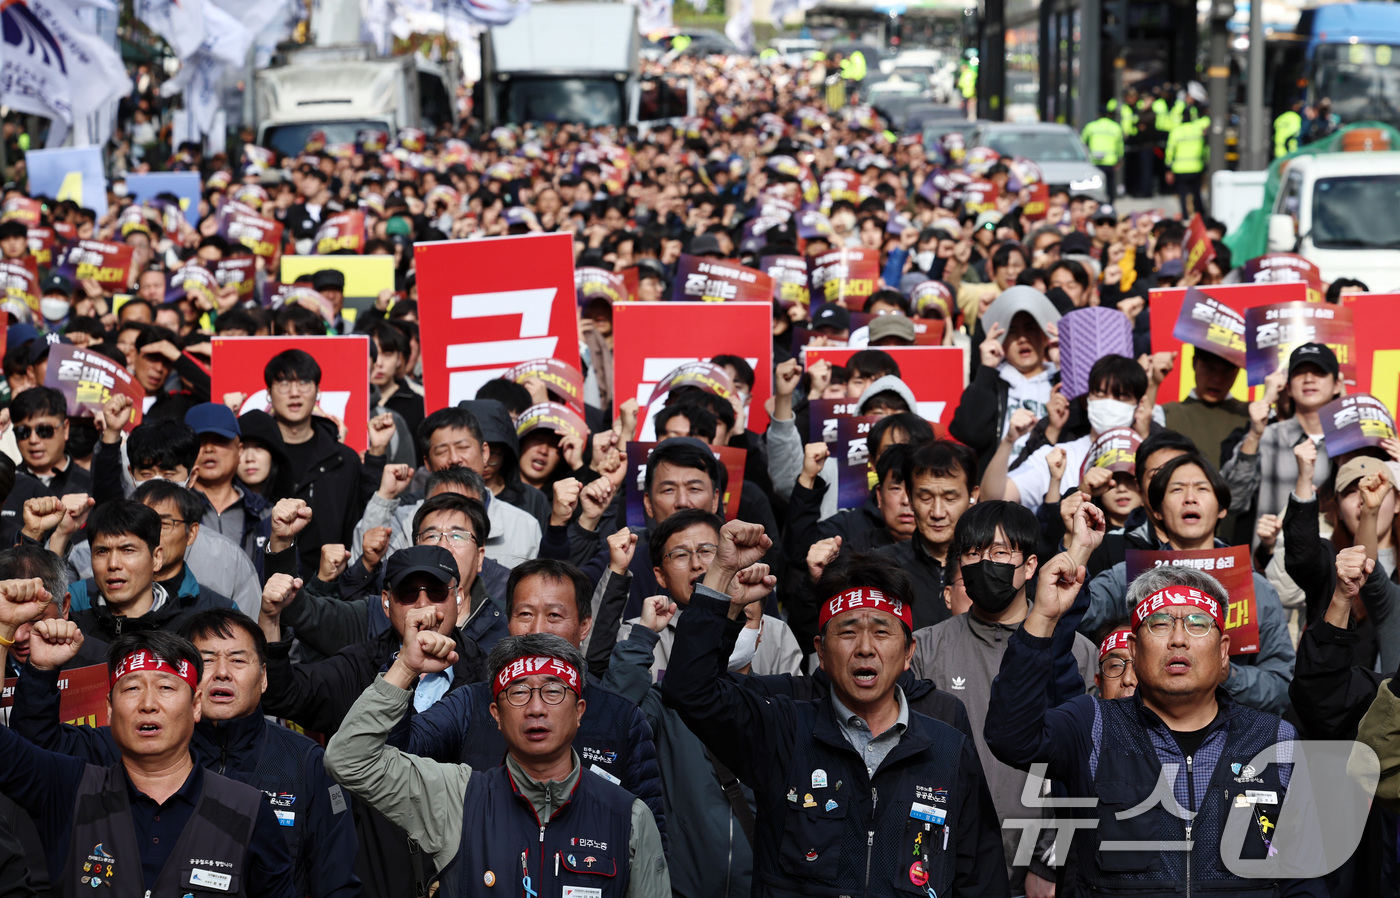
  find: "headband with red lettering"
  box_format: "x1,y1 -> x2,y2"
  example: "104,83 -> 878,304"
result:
1132,586 -> 1225,632
818,587 -> 913,632
109,649 -> 199,693
493,655 -> 582,697
1099,628 -> 1133,661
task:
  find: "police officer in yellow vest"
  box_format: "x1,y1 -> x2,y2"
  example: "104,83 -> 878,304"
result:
1274,100 -> 1304,159
958,62 -> 977,116
839,49 -> 867,83
1082,106 -> 1125,199
1166,109 -> 1211,217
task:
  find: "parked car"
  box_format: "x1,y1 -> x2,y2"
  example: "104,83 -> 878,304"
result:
968,121 -> 1108,200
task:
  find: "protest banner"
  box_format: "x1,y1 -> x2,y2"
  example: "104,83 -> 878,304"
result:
1,663 -> 110,728
517,402 -> 589,450
808,248 -> 880,310
1149,282 -> 1309,403
0,258 -> 39,314
820,170 -> 861,205
59,240 -> 135,292
759,254 -> 810,307
1319,393 -> 1398,457
575,267 -> 629,305
1337,293 -> 1400,418
613,301 -> 772,435
672,254 -> 775,303
910,280 -> 955,322
280,255 -> 395,301
804,345 -> 964,426
1172,288 -> 1248,368
214,257 -> 257,303
1080,427 -> 1142,479
1125,546 -> 1259,655
1242,253 -> 1324,304
503,359 -> 586,415
45,345 -> 144,432
1,197 -> 42,226
415,233 -> 582,413
1183,213 -> 1215,278
25,146 -> 108,217
212,336 -> 371,454
962,179 -> 1000,214
625,441 -> 746,526
218,205 -> 284,259
27,227 -> 56,267
1243,301 -> 1355,386
810,398 -> 880,509
1022,182 -> 1050,221
313,211 -> 367,255
124,172 -> 202,226
169,265 -> 218,309
634,361 -> 738,440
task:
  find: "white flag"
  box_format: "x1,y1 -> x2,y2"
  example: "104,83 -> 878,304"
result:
134,0 -> 207,59
199,0 -> 254,65
724,0 -> 753,54
444,0 -> 527,28
1,0 -> 132,129
637,0 -> 671,33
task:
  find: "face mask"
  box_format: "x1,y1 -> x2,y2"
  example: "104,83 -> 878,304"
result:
727,621 -> 762,672
960,560 -> 1022,614
1087,398 -> 1137,433
914,250 -> 936,272
40,298 -> 70,322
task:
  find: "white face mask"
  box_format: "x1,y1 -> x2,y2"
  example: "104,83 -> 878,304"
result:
914,250 -> 936,272
40,298 -> 70,322
1087,397 -> 1138,434
727,621 -> 762,672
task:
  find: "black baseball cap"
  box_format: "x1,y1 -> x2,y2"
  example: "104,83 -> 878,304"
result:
385,545 -> 459,591
1288,342 -> 1341,379
812,303 -> 851,332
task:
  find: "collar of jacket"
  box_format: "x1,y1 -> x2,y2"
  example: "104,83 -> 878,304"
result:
194,703 -> 266,763
165,564 -> 202,602
910,531 -> 946,569
505,748 -> 584,827
965,609 -> 1023,644
811,686 -> 933,770
1126,686 -> 1241,742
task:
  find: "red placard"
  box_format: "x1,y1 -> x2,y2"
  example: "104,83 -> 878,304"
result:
504,358 -> 586,415
313,211 -> 366,255
613,302 -> 772,434
672,254 -> 775,303
1182,213 -> 1216,278
1125,545 -> 1259,655
1,197 -> 42,226
2,663 -> 110,728
1023,182 -> 1050,221
1340,293 -> 1400,419
804,345 -> 964,426
1,258 -> 39,314
963,179 -> 1001,214
211,336 -> 371,454
1149,282 -> 1309,404
215,257 -> 257,302
218,205 -> 285,258
27,227 -> 56,267
63,240 -> 135,292
1243,302 -> 1355,387
46,345 -> 144,433
414,233 -> 583,415
809,249 -> 880,310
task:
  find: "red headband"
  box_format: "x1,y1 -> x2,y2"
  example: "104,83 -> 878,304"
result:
109,649 -> 199,693
818,587 -> 913,632
1132,586 -> 1225,632
493,655 -> 582,697
1099,628 -> 1133,661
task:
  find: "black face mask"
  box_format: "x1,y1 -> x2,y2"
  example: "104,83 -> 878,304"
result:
960,560 -> 1022,614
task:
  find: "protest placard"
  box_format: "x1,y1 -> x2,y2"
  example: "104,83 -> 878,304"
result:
625,441 -> 746,526
1125,546 -> 1259,654
25,147 -> 108,217
1172,288 -> 1248,368
759,254 -> 810,307
45,345 -> 144,432
504,359 -> 586,415
0,258 -> 39,314
2,663 -> 109,728
808,248 -> 879,310
212,336 -> 370,453
1080,427 -> 1142,479
125,172 -> 202,226
1319,393 -> 1398,457
1183,213 -> 1216,278
1242,253 -> 1324,304
59,240 -> 135,292
1243,301 -> 1354,386
415,233 -> 582,413
672,254 -> 775,303
575,267 -> 629,305
804,345 -> 964,426
218,205 -> 284,259
280,255 -> 395,300
313,212 -> 367,255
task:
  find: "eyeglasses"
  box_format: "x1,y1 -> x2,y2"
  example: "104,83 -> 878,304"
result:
1100,657 -> 1133,678
270,378 -> 317,395
418,528 -> 477,547
159,516 -> 190,532
14,424 -> 57,441
959,545 -> 1021,565
663,543 -> 718,569
499,682 -> 573,707
1143,612 -> 1216,638
390,583 -> 454,605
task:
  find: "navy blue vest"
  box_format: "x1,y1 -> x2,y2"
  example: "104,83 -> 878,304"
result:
439,763 -> 635,898
1077,697 -> 1286,897
753,701 -> 968,898
458,680 -> 633,785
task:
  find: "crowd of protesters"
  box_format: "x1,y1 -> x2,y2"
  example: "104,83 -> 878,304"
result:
0,49 -> 1396,898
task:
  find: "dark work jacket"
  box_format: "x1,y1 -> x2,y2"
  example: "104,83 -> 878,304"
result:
660,589 -> 1010,898
70,579 -> 234,644
392,675 -> 668,852
743,668 -> 974,743
0,462 -> 93,545
64,763 -> 270,898
445,764 -> 634,898
285,416 -> 385,574
10,673 -> 359,898
872,534 -> 952,631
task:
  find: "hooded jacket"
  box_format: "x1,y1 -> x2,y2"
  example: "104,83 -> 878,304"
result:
853,373 -> 919,415
459,399 -> 551,529
70,578 -> 235,643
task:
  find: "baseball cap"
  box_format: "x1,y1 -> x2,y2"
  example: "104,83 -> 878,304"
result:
311,269 -> 346,293
980,286 -> 1062,339
40,274 -> 74,298
184,402 -> 241,440
1157,259 -> 1185,278
1335,456 -> 1390,494
385,545 -> 460,591
689,234 -> 725,258
29,332 -> 70,364
1060,231 -> 1094,256
1288,342 -> 1341,379
811,303 -> 851,333
7,322 -> 39,349
867,314 -> 916,345
975,211 -> 1000,230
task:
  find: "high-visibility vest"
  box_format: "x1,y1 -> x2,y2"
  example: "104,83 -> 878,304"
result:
839,50 -> 867,82
958,66 -> 977,99
1081,117 -> 1124,165
1165,116 -> 1211,173
1274,109 -> 1302,158
1152,98 -> 1174,133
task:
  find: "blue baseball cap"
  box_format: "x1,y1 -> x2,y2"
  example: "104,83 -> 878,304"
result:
184,402 -> 241,440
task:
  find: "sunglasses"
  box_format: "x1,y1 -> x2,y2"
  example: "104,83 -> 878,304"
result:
390,583 -> 453,605
15,424 -> 58,441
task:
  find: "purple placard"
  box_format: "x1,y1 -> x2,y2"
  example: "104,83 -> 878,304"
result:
834,415 -> 879,509
1243,302 -> 1355,386
1057,306 -> 1134,400
1320,393 -> 1398,457
1172,288 -> 1247,368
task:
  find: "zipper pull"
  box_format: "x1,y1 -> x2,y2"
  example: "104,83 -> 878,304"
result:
555,852 -> 560,876
539,825 -> 546,844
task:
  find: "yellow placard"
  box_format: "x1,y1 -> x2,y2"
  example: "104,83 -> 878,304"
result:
279,255 -> 395,298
